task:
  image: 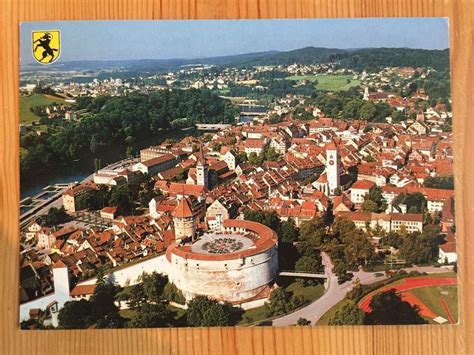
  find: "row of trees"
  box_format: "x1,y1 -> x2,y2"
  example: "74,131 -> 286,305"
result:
309,90 -> 399,122
58,272 -> 236,329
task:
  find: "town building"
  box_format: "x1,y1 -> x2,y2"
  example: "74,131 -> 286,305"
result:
195,149 -> 209,188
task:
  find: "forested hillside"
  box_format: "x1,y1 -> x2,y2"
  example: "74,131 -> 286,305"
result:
20,89 -> 237,180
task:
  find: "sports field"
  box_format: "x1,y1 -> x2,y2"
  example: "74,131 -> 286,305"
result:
285,74 -> 360,91
359,276 -> 458,323
20,94 -> 67,123
411,285 -> 458,323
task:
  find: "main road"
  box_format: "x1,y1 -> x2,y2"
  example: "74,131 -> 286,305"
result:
272,253 -> 453,326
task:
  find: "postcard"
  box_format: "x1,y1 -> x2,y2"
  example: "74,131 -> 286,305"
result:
18,18 -> 456,329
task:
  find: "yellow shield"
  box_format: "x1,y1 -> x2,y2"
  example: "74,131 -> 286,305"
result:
32,30 -> 61,64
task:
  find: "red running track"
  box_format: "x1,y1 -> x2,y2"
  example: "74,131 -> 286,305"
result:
359,277 -> 457,315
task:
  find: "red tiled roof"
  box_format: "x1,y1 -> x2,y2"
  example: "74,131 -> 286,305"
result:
53,260 -> 67,269
70,284 -> 97,297
351,180 -> 375,190
245,138 -> 266,148
155,181 -> 207,197
172,197 -> 194,218
142,154 -> 176,167
101,206 -> 117,214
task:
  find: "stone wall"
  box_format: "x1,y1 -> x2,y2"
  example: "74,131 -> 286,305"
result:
77,253 -> 169,287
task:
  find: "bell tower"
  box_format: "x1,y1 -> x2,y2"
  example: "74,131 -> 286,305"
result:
326,142 -> 341,196
196,146 -> 209,188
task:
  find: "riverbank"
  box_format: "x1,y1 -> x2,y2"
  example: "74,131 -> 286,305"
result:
20,127 -> 202,199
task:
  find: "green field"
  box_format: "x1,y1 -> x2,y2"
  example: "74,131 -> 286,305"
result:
20,94 -> 67,123
411,285 -> 458,323
286,282 -> 325,300
237,304 -> 268,325
285,74 -> 360,91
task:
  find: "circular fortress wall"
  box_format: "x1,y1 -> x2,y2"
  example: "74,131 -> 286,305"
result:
166,219 -> 278,304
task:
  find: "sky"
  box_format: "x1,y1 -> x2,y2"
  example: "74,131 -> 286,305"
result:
20,18 -> 449,64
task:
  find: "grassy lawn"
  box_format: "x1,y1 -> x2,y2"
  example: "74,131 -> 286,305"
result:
421,272 -> 457,279
285,74 -> 360,91
119,304 -> 187,323
411,285 -> 458,323
286,281 -> 325,301
119,308 -> 137,321
168,305 -> 187,320
217,89 -> 230,95
316,299 -> 353,325
237,282 -> 325,326
20,94 -> 67,123
237,305 -> 268,326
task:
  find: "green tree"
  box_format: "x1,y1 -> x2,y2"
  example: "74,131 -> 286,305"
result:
424,175 -> 454,190
294,255 -> 323,286
162,282 -> 186,304
381,232 -> 402,249
361,186 -> 387,213
280,218 -> 299,243
58,300 -> 94,329
264,288 -> 294,317
141,272 -> 168,303
243,209 -> 282,235
359,101 -> 377,120
364,289 -> 427,325
332,216 -> 356,241
403,192 -> 427,214
343,99 -> 363,119
328,301 -> 365,325
186,296 -> 232,327
361,199 -> 378,213
127,284 -> 147,310
333,260 -> 354,284
129,303 -> 172,328
90,280 -> 121,320
201,302 -> 231,327
299,217 -> 327,250
109,184 -> 133,215
344,230 -> 376,266
297,317 -> 312,326
42,207 -> 69,226
399,226 -> 443,264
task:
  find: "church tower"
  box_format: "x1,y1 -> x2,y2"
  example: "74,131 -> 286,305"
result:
326,142 -> 341,196
196,147 -> 209,188
363,87 -> 369,101
172,197 -> 197,242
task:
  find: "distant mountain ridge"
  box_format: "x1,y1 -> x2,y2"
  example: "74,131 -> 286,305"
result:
21,46 -> 450,72
20,50 -> 280,71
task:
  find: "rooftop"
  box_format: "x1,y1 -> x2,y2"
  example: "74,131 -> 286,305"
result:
191,233 -> 255,255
